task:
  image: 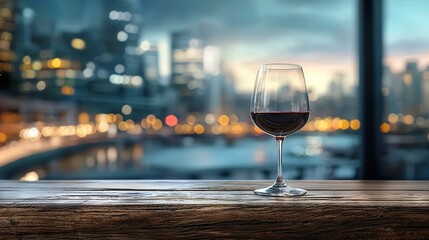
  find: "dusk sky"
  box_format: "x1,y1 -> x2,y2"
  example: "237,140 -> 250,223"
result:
19,0 -> 429,95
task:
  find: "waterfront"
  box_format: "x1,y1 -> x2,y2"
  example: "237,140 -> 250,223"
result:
8,133 -> 361,180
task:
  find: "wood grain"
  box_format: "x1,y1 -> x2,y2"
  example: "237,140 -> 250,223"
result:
0,180 -> 428,239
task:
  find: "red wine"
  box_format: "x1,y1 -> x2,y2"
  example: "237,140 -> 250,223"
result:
251,111 -> 309,136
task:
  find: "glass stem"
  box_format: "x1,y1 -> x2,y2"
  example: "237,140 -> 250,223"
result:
275,136 -> 285,186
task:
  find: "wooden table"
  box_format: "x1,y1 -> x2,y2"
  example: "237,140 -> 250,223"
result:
0,180 -> 428,239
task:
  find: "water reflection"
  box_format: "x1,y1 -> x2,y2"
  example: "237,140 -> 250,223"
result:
13,134 -> 363,180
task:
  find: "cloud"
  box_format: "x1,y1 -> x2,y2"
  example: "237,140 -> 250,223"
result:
388,38 -> 429,55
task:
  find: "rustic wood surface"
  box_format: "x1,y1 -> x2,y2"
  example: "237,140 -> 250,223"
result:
0,180 -> 428,239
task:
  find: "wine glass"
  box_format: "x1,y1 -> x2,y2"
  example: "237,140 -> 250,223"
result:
250,63 -> 309,196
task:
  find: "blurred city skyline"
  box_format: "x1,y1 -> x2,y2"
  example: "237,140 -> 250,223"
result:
18,0 -> 358,94
0,0 -> 427,125
0,0 -> 428,180
17,0 -> 429,95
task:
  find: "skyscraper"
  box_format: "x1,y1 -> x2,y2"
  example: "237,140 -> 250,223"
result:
0,0 -> 16,90
140,41 -> 160,97
383,66 -> 402,115
402,61 -> 422,116
170,25 -> 226,115
93,0 -> 145,96
171,30 -> 206,113
422,66 -> 429,116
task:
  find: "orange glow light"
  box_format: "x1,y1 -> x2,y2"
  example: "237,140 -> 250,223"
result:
0,132 -> 7,143
339,119 -> 350,130
141,119 -> 151,129
331,117 -> 341,130
194,124 -> 205,134
79,112 -> 90,124
380,123 -> 391,133
152,119 -> 163,130
350,119 -> 360,130
61,86 -> 75,95
174,124 -> 183,134
50,58 -> 62,68
218,114 -> 229,126
403,115 -> 414,125
118,121 -> 128,131
146,114 -> 156,124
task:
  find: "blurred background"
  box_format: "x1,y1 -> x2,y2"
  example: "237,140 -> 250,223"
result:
0,0 -> 427,181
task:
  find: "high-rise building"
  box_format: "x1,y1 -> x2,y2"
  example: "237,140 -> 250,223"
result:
383,66 -> 402,116
140,41 -> 160,97
170,27 -> 226,115
402,61 -> 422,116
0,0 -> 16,90
91,0 -> 145,96
422,66 -> 429,116
171,30 -> 206,113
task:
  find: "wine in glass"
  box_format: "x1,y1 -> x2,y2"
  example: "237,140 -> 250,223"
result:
250,63 -> 309,196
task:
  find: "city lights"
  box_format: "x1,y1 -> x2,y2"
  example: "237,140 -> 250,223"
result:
109,11 -> 132,21
380,123 -> 391,133
350,119 -> 360,130
165,115 -> 178,127
124,23 -> 138,34
49,58 -> 62,68
193,124 -> 204,134
71,38 -> 86,50
211,125 -> 221,135
339,119 -> 350,130
331,117 -> 341,130
403,115 -> 414,125
117,31 -> 128,42
61,86 -> 75,95
22,69 -> 35,79
416,117 -> 426,127
82,68 -> 93,78
32,61 -> 42,70
152,119 -> 163,131
121,105 -> 132,115
20,171 -> 39,181
114,64 -> 125,74
146,114 -> 156,125
0,132 -> 7,143
118,121 -> 128,131
109,74 -> 143,86
79,113 -> 90,124
388,113 -> 398,124
218,114 -> 229,126
41,126 -> 55,137
22,55 -> 31,64
77,124 -> 90,138
140,119 -> 151,129
140,41 -> 150,51
186,115 -> 197,125
1,0 -> 428,184
205,114 -> 216,125
36,80 -> 46,91
403,73 -> 412,86
20,127 -> 41,140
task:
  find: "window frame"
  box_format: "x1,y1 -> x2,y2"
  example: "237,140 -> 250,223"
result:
358,0 -> 383,179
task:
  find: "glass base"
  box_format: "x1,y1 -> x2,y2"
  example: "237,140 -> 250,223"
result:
254,182 -> 307,197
